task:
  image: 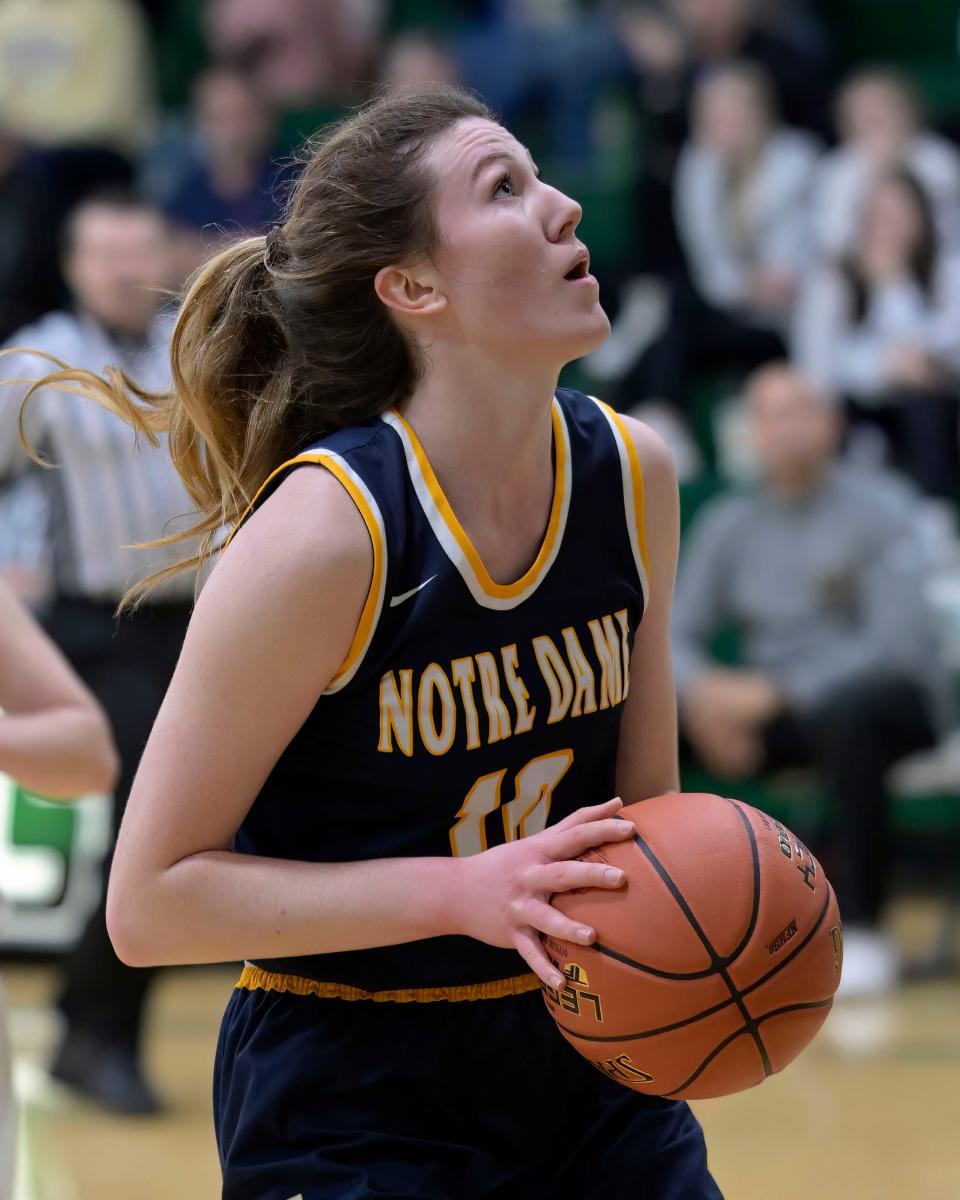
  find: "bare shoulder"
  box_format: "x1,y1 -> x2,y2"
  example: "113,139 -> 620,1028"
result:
195,462 -> 374,673
217,464 -> 372,592
615,413 -> 679,504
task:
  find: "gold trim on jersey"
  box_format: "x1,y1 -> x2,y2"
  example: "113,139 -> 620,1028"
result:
236,964 -> 541,1003
222,450 -> 387,693
380,400 -> 571,610
591,399 -> 650,605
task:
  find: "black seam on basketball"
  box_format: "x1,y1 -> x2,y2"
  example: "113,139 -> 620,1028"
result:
721,798 -> 762,964
718,801 -> 771,1076
551,992 -> 738,1043
719,964 -> 771,1076
627,830 -> 770,1074
657,998 -> 830,1099
555,883 -> 836,1046
741,882 -> 834,999
657,998 -> 829,1097
658,997 -> 832,1098
627,832 -> 725,963
589,806 -> 764,981
754,999 -> 833,1025
590,941 -> 720,980
660,1025 -> 752,1097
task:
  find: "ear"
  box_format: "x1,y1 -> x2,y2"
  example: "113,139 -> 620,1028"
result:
374,263 -> 447,321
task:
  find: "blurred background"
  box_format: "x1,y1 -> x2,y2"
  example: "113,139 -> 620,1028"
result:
1,1 -> 959,1197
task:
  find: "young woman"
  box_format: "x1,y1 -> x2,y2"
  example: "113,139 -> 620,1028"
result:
795,167 -> 960,498
615,61 -> 819,435
27,87 -> 722,1198
0,580 -> 118,1200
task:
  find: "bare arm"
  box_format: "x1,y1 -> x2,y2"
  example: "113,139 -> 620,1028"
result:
0,581 -> 118,797
106,466 -> 631,985
614,418 -> 681,802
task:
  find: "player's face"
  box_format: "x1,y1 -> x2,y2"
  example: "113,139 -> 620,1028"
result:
425,119 -> 609,366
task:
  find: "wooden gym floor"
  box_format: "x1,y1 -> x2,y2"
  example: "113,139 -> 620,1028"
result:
4,897 -> 959,1200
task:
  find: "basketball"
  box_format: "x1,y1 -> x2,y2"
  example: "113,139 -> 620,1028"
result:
542,793 -> 843,1100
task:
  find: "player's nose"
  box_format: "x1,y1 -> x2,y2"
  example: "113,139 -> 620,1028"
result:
545,186 -> 582,246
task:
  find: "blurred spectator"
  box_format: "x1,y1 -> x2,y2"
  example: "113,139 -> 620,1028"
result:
673,364 -> 941,997
455,1 -> 626,167
151,66 -> 291,277
380,31 -> 459,91
0,0 -> 156,155
616,64 -> 818,425
0,131 -> 133,343
0,192 -> 196,1114
813,68 -> 960,258
794,169 -> 960,499
0,474 -> 50,607
617,0 -> 832,275
204,0 -> 385,108
619,0 -> 833,138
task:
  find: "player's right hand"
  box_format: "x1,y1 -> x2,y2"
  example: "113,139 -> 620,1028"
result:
450,797 -> 634,986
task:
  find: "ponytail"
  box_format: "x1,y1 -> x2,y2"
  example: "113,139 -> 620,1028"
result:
9,235 -> 293,608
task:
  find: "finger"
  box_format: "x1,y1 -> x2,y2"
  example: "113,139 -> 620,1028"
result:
514,926 -> 565,988
551,797 -> 623,832
522,898 -> 596,947
550,816 -> 635,861
529,859 -> 626,895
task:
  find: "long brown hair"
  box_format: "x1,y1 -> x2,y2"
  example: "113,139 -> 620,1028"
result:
843,167 -> 938,321
14,85 -> 492,608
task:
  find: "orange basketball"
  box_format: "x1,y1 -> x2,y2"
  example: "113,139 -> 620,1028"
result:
542,793 -> 843,1100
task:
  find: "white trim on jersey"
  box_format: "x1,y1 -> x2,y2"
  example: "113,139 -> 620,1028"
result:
380,399 -> 572,612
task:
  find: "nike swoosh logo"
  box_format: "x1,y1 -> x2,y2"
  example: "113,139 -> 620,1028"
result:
389,575 -> 437,607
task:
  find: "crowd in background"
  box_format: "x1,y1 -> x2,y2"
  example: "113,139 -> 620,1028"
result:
1,0 -> 959,1112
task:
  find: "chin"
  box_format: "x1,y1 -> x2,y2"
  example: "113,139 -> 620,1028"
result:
561,308 -> 611,363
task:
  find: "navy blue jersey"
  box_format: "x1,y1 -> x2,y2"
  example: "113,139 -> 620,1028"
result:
229,388 -> 650,998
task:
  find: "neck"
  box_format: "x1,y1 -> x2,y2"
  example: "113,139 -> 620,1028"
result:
82,310 -> 152,347
700,20 -> 748,57
768,460 -> 829,501
209,152 -> 261,197
402,345 -> 560,525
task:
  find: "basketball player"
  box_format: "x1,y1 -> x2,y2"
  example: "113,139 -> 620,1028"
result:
24,88 -> 723,1198
0,579 -> 118,1200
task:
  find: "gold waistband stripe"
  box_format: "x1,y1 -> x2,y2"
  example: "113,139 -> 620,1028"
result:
236,965 -> 541,1003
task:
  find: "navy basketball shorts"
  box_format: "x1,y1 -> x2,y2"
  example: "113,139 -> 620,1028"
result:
214,981 -> 724,1200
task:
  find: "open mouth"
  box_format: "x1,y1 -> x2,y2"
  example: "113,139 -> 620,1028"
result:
564,259 -> 590,281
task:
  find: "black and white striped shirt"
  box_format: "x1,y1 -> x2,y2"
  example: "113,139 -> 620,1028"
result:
0,310 -> 197,602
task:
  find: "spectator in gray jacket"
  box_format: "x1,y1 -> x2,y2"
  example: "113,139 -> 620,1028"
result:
673,363 -> 940,997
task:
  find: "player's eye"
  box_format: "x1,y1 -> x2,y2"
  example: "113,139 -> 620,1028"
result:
493,173 -> 516,198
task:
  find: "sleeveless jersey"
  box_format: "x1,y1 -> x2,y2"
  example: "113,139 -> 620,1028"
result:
230,388 -> 650,998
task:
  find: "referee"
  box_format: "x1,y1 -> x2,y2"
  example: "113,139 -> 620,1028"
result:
0,191 -> 196,1113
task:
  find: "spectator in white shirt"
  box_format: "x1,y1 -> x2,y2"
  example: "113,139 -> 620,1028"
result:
618,61 -> 819,420
794,168 -> 960,498
812,67 -> 960,259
